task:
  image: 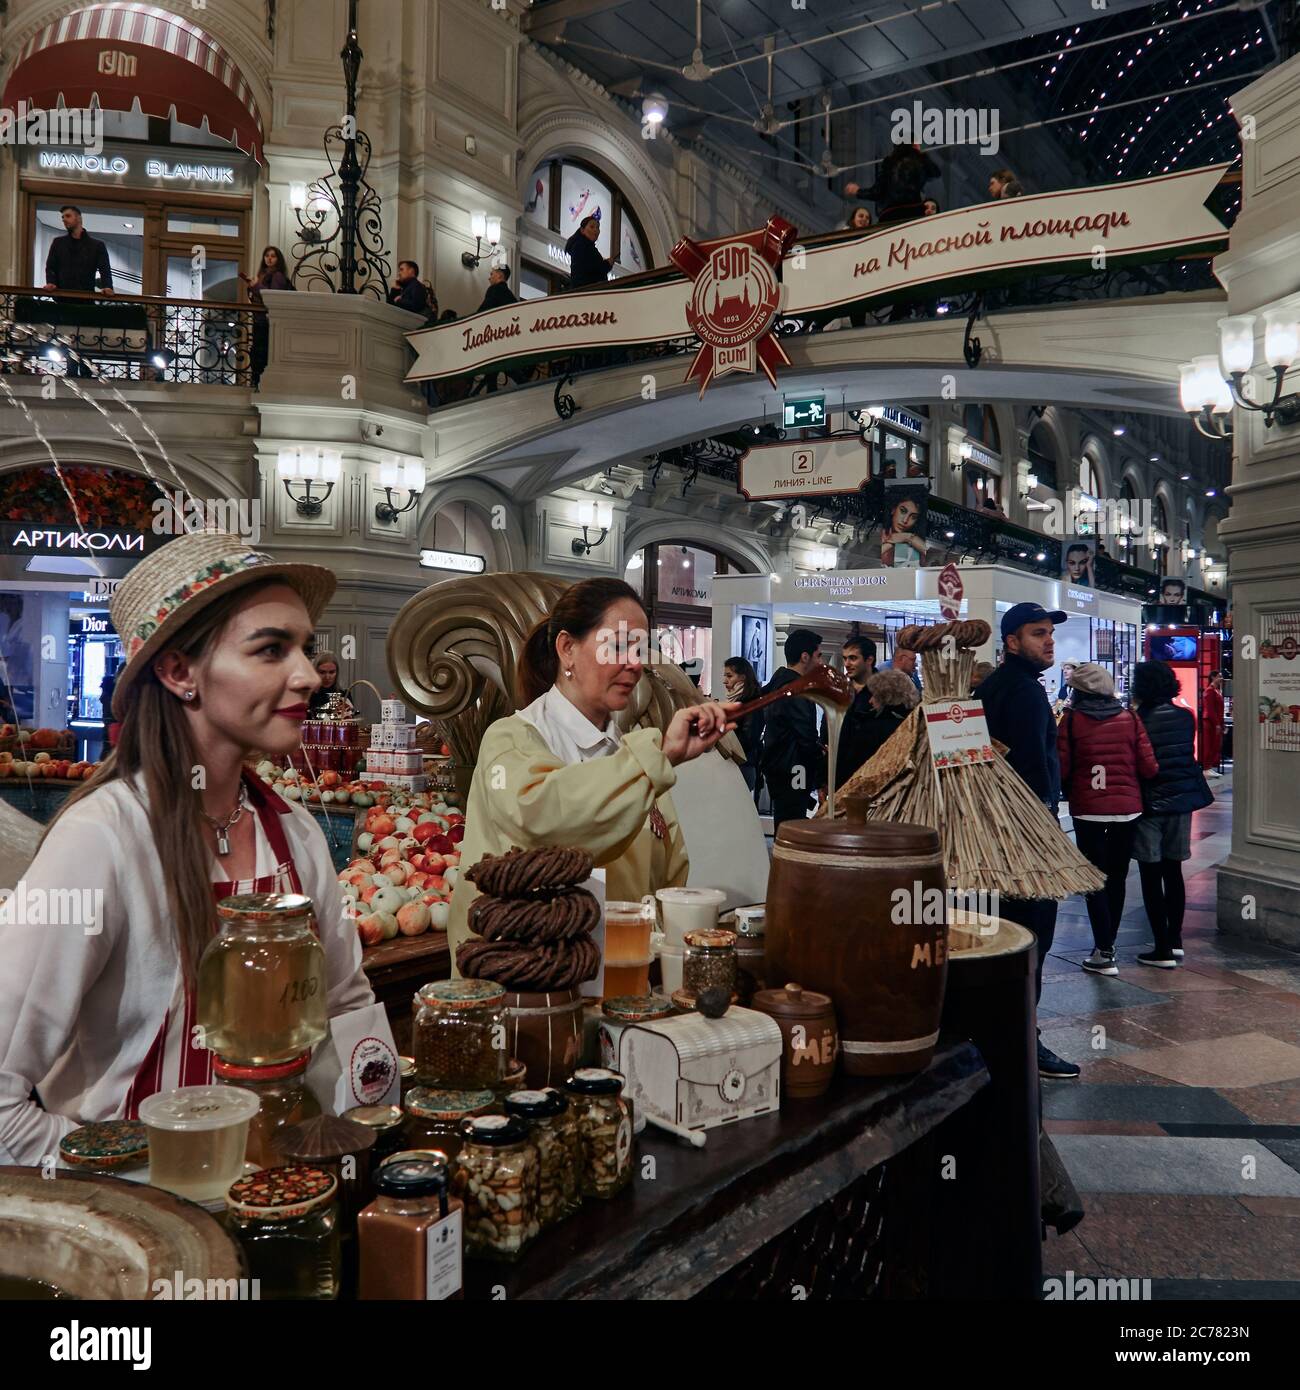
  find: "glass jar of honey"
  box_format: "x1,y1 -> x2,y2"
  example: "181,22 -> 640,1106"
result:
198,894 -> 328,1066
225,1165 -> 341,1300
214,1053 -> 319,1170
563,1069 -> 633,1201
404,1088 -> 496,1163
413,980 -> 507,1090
503,1089 -> 581,1228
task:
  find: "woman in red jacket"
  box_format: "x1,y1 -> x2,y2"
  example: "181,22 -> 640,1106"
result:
1200,672 -> 1225,777
1057,663 -> 1158,976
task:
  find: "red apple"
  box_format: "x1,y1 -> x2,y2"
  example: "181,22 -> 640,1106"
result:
357,914 -> 385,947
412,822 -> 440,845
448,825 -> 465,845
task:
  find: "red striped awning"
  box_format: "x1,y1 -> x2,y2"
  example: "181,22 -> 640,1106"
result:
2,3 -> 264,163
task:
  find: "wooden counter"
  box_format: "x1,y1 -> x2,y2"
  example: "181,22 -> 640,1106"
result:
361,931 -> 451,1053
463,1040 -> 993,1300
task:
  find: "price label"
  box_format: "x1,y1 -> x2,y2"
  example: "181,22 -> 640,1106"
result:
426,1207 -> 463,1301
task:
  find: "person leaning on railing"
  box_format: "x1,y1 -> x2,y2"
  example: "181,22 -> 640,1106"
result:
240,246 -> 294,388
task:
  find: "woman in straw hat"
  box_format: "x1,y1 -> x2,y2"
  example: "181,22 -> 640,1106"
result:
0,532 -> 373,1165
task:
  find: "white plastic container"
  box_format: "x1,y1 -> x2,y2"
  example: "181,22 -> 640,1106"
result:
656,937 -> 686,996
655,887 -> 726,948
138,1085 -> 260,1203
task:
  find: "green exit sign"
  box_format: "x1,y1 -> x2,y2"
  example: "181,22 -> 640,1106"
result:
783,396 -> 826,428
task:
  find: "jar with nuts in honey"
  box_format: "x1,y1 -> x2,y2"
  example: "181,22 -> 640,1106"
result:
503,1089 -> 581,1228
563,1069 -> 633,1201
451,1115 -> 540,1261
413,980 -> 507,1090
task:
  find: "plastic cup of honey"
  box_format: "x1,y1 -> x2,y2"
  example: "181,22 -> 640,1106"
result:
138,1085 -> 261,1204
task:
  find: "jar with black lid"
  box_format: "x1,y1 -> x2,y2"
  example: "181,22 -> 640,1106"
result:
451,1115 -> 540,1260
503,1089 -> 581,1227
563,1069 -> 633,1200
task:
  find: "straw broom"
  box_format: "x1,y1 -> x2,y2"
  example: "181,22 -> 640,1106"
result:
820,620 -> 1104,901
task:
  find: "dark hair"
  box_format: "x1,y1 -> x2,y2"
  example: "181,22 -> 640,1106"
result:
260,246 -> 289,276
61,205 -> 81,217
580,215 -> 600,231
784,628 -> 822,666
1132,659 -> 1179,708
517,578 -> 644,705
1066,543 -> 1090,557
992,169 -> 1016,185
439,308 -> 458,322
724,656 -> 761,703
399,259 -> 420,277
494,265 -> 511,281
843,635 -> 877,664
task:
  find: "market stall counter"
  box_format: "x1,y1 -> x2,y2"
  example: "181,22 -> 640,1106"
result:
462,1041 -> 993,1300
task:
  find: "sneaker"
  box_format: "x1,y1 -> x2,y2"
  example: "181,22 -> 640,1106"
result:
1081,948 -> 1118,976
1038,1041 -> 1081,1079
1171,940 -> 1185,959
1137,950 -> 1178,969
1206,770 -> 1222,779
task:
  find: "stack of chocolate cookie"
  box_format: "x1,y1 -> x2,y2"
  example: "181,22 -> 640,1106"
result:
457,846 -> 601,991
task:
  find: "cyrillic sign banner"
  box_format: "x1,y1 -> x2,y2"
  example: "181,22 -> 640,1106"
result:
406,164 -> 1229,383
738,436 -> 872,500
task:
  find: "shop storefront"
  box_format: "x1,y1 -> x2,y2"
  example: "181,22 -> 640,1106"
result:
4,4 -> 264,300
519,155 -> 651,296
864,404 -> 931,480
624,542 -> 732,692
710,563 -> 1143,705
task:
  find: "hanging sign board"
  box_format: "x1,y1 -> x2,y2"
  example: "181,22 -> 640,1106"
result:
737,436 -> 871,501
407,164 -> 1230,381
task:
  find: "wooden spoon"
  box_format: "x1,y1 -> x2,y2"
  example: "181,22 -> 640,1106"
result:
728,664 -> 854,722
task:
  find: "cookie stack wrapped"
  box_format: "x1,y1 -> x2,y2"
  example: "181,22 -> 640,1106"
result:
457,846 -> 601,991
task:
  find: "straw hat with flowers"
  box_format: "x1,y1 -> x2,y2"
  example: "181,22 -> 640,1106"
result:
110,531 -> 335,719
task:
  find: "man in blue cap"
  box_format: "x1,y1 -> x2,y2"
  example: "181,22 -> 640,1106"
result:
977,601 -> 1079,1080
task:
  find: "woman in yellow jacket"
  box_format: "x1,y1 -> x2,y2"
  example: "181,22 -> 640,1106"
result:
448,578 -> 737,963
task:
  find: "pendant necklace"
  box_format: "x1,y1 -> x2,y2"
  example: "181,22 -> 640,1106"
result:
204,788 -> 249,857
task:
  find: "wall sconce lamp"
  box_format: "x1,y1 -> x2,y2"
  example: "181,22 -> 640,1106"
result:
462,211 -> 503,269
375,455 -> 427,524
1019,470 -> 1039,500
278,445 -> 341,516
572,500 -> 612,555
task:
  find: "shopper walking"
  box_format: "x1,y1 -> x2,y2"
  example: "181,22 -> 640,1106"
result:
1201,671 -> 1225,778
388,260 -> 430,315
1057,664 -> 1157,976
760,629 -> 826,834
565,216 -> 613,288
834,635 -> 877,788
1131,660 -> 1215,966
977,601 -> 1079,1078
723,656 -> 764,803
0,531 -> 375,1165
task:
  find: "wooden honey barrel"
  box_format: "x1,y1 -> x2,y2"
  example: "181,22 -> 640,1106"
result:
503,989 -> 585,1089
765,809 -> 948,1077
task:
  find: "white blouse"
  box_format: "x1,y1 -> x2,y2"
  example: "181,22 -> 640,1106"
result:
0,778 -> 373,1166
515,684 -> 622,766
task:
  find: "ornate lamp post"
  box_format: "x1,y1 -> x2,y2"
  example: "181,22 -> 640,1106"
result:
291,0 -> 391,297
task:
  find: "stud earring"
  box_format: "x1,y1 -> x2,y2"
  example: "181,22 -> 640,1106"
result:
183,690 -> 196,702
565,669 -> 575,679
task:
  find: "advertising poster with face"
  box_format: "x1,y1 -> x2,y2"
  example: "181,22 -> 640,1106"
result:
1061,541 -> 1095,588
1259,611 -> 1300,752
1160,577 -> 1187,606
881,480 -> 930,569
740,613 -> 769,683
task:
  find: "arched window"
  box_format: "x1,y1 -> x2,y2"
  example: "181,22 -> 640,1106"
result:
1027,422 -> 1059,490
521,156 -> 651,295
963,404 -> 1001,453
1080,453 -> 1101,498
1152,496 -> 1169,577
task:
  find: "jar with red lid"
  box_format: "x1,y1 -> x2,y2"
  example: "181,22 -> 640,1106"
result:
225,1165 -> 341,1300
214,1052 -> 320,1169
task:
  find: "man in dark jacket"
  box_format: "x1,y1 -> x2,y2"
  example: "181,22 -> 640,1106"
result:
760,629 -> 825,833
843,145 -> 940,224
44,205 -> 113,294
565,216 -> 612,288
977,602 -> 1079,1079
388,260 -> 430,315
476,265 -> 516,314
835,634 -> 877,788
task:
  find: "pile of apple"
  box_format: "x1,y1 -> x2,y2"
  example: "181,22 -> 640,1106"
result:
0,751 -> 98,780
339,801 -> 467,947
252,761 -> 460,812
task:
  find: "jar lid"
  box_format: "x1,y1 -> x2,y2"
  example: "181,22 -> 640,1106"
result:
138,1085 -> 260,1132
565,1067 -> 625,1096
215,892 -> 314,922
272,1114 -> 376,1162
373,1156 -> 448,1199
684,928 -> 737,952
655,887 -> 725,906
227,1164 -> 338,1221
213,1053 -> 311,1083
406,1087 -> 496,1120
732,906 -> 766,938
752,981 -> 834,1018
59,1120 -> 149,1169
503,1088 -> 563,1119
775,818 -> 941,857
398,1056 -> 416,1080
465,1114 -> 530,1146
601,994 -> 674,1023
382,1147 -> 452,1168
418,979 -> 506,1010
342,1104 -> 405,1133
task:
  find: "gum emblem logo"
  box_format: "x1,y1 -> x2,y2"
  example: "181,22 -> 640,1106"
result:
948,704 -> 966,724
721,1068 -> 747,1102
670,217 -> 797,397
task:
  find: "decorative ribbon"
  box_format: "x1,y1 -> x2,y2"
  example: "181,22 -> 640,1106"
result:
840,1029 -> 940,1054
670,215 -> 798,397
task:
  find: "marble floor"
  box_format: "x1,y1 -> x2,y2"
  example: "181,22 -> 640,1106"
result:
1041,772 -> 1300,1299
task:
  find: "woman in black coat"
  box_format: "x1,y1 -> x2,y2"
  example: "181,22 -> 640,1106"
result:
564,216 -> 613,288
1131,660 -> 1214,967
723,657 -> 764,805
849,669 -> 920,772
